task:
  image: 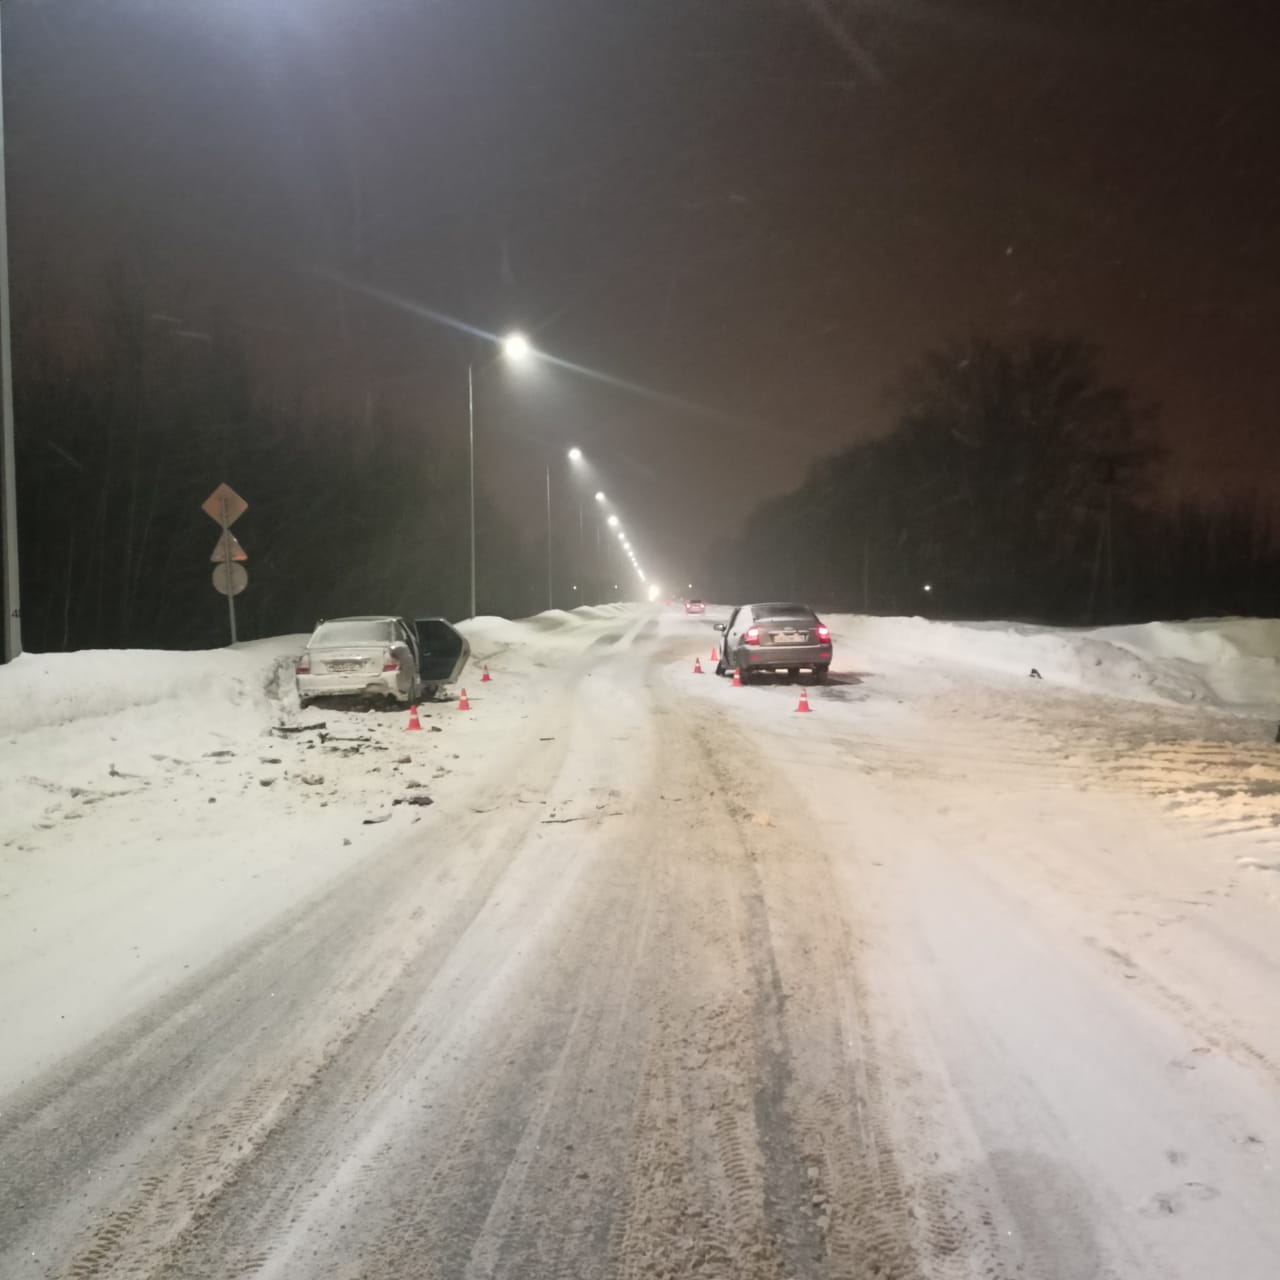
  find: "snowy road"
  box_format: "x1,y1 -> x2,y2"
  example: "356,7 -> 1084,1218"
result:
3,605 -> 1280,1278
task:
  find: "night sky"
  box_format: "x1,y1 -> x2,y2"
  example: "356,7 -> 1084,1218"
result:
6,0 -> 1279,589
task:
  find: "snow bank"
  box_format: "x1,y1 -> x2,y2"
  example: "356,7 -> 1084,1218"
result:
459,604 -> 636,658
830,615 -> 1280,714
0,636 -> 305,737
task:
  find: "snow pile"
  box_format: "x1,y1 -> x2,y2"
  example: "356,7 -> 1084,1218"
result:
831,615 -> 1280,714
1099,619 -> 1280,709
0,636 -> 304,737
460,604 -> 635,661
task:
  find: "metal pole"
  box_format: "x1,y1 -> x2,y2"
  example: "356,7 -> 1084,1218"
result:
0,20 -> 21,663
595,520 -> 602,604
578,502 -> 584,603
467,362 -> 476,619
545,462 -> 553,611
221,498 -> 238,645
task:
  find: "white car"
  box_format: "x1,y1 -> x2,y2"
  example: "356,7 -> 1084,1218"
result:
295,615 -> 469,707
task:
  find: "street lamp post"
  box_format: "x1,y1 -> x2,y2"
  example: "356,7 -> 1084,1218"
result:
0,21 -> 20,662
467,362 -> 476,620
545,462 -> 553,612
466,332 -> 529,619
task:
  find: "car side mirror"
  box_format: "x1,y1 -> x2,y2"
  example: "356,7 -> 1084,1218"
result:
714,622 -> 725,632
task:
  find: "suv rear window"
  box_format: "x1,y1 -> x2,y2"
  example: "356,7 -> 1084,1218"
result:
311,619 -> 393,646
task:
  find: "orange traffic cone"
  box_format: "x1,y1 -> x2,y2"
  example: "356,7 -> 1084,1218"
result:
406,705 -> 423,731
457,688 -> 471,711
795,688 -> 812,713
481,665 -> 491,683
711,645 -> 719,662
693,657 -> 703,674
732,667 -> 742,688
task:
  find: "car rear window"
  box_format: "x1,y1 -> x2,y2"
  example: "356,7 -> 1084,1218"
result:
311,619 -> 393,646
753,604 -> 816,625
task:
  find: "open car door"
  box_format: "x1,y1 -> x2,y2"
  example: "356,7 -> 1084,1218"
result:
413,617 -> 470,690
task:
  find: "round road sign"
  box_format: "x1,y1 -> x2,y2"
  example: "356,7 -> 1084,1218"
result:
212,562 -> 248,596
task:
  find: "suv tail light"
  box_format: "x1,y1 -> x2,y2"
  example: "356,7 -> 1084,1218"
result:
815,624 -> 831,642
295,662 -> 310,675
744,626 -> 761,645
382,661 -> 400,672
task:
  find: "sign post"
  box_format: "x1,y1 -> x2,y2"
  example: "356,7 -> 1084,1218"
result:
202,483 -> 248,645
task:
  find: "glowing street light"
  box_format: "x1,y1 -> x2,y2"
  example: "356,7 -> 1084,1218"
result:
568,446 -> 583,462
594,491 -> 605,502
607,514 -> 619,528
467,329 -> 532,619
502,332 -> 531,362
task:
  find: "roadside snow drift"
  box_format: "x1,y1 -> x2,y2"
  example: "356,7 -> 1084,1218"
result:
830,614 -> 1280,714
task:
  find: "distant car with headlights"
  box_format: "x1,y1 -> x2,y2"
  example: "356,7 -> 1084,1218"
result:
684,599 -> 706,614
715,602 -> 832,683
295,615 -> 469,707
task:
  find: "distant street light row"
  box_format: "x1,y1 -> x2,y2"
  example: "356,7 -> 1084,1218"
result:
468,330 -> 650,617
582,468 -> 651,595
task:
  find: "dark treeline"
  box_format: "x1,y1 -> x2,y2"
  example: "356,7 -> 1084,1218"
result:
13,293 -> 545,652
709,335 -> 1278,625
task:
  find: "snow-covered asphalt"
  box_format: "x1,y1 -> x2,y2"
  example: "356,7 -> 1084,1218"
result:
2,604 -> 1280,1278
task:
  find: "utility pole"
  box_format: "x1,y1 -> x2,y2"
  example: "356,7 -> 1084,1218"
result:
0,19 -> 21,662
595,519 -> 603,603
545,463 -> 553,611
862,539 -> 870,614
467,362 -> 476,620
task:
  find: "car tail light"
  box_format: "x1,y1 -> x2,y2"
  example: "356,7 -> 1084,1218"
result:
815,624 -> 831,642
382,661 -> 400,672
295,662 -> 310,675
744,626 -> 761,645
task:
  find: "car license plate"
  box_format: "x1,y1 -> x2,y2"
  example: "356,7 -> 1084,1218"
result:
774,630 -> 804,643
328,660 -> 359,671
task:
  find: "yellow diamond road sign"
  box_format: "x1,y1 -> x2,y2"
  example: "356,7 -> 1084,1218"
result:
202,483 -> 248,527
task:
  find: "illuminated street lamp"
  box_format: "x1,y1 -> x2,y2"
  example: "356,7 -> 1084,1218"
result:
503,332 -> 531,362
594,491 -> 605,502
467,330 -> 529,618
565,447 -> 589,607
